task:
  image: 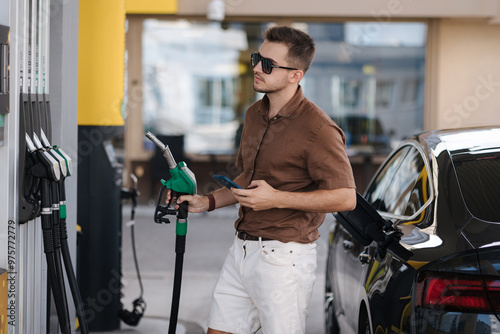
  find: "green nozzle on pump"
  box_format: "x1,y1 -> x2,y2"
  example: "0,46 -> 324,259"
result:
160,161 -> 197,196
145,132 -> 197,195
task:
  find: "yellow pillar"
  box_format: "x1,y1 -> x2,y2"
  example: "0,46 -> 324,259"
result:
78,0 -> 126,126
126,0 -> 177,14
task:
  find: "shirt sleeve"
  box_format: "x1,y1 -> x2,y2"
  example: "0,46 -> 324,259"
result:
307,123 -> 356,190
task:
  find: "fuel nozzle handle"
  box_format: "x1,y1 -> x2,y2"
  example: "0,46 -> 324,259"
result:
145,131 -> 197,196
28,133 -> 61,182
39,130 -> 69,179
145,131 -> 177,169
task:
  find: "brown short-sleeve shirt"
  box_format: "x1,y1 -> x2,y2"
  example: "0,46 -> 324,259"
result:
235,86 -> 356,243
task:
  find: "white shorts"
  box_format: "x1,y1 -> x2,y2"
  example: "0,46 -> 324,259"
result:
207,237 -> 317,334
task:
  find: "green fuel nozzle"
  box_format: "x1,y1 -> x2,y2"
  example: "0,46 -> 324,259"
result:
145,132 -> 197,334
145,132 -> 197,195
160,160 -> 197,196
145,132 -> 197,231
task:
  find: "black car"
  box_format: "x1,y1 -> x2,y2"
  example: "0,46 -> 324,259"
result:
325,126 -> 500,334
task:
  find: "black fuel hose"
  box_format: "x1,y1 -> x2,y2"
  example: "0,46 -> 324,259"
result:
58,180 -> 89,334
119,186 -> 146,327
50,184 -> 71,330
168,201 -> 189,334
129,201 -> 144,300
168,236 -> 185,334
41,179 -> 71,334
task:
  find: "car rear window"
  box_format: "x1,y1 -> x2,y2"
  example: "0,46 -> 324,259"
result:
453,155 -> 500,222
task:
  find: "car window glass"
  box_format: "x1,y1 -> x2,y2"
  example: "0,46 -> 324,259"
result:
404,164 -> 430,218
366,146 -> 411,211
384,147 -> 425,215
453,155 -> 500,222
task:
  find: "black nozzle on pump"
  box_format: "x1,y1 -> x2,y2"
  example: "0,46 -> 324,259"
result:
25,132 -> 91,334
25,133 -> 71,334
39,131 -> 90,334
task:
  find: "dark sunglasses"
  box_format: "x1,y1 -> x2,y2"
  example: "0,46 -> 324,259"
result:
251,52 -> 298,75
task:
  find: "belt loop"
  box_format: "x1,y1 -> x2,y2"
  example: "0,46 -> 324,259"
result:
259,237 -> 263,248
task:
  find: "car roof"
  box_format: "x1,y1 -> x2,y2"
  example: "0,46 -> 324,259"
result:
414,126 -> 500,156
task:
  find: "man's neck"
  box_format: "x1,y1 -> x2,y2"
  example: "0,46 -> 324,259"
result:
267,84 -> 299,119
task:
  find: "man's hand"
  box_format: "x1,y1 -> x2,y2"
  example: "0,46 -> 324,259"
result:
166,189 -> 209,213
231,180 -> 278,211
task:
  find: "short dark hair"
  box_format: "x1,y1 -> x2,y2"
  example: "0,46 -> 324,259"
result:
264,26 -> 316,73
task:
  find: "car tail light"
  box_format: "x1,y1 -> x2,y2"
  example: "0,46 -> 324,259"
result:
416,272 -> 500,313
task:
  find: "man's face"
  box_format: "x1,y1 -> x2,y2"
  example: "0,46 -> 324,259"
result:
253,41 -> 294,94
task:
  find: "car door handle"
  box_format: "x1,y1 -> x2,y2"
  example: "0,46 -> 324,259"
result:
343,240 -> 354,250
359,250 -> 372,264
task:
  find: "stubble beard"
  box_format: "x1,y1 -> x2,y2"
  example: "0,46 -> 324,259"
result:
253,75 -> 289,94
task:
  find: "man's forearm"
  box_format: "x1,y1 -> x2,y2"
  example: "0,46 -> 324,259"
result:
209,187 -> 238,209
207,173 -> 244,210
276,187 -> 356,213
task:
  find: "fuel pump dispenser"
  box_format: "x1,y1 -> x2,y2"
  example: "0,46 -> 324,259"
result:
10,0 -> 85,332
145,132 -> 197,334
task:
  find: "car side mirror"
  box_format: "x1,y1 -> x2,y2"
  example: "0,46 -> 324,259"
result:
334,192 -> 414,262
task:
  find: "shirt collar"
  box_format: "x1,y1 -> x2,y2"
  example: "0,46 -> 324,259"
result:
258,85 -> 305,118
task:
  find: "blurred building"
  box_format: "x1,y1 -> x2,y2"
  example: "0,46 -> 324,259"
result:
124,0 -> 500,196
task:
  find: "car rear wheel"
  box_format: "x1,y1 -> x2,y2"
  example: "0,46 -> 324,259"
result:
358,307 -> 371,334
324,291 -> 340,334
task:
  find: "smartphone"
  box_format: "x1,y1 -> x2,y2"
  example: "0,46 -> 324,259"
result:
213,175 -> 243,189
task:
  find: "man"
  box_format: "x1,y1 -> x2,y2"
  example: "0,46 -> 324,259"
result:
171,26 -> 356,334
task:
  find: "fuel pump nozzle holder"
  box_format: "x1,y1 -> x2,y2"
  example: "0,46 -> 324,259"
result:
39,129 -> 68,178
24,133 -> 72,334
